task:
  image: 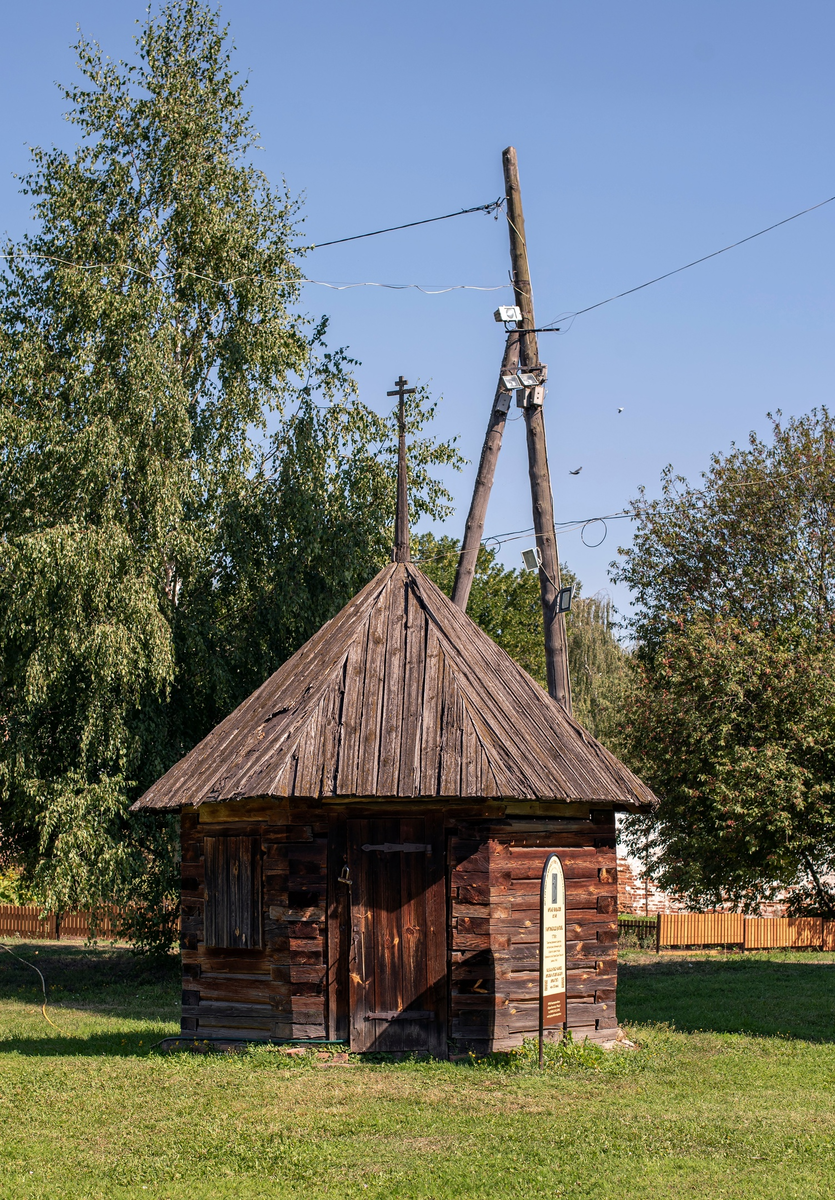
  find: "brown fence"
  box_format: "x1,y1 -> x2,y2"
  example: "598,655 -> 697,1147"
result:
657,912 -> 744,948
0,905 -> 57,939
0,904 -> 121,941
618,917 -> 659,939
655,911 -> 835,950
743,916 -> 828,950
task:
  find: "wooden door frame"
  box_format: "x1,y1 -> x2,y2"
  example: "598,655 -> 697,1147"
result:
326,812 -> 350,1042
327,812 -> 447,1055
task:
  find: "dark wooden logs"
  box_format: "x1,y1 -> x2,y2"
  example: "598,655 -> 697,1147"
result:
180,801 -> 618,1054
449,811 -> 618,1053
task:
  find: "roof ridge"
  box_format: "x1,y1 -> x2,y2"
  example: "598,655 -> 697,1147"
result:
132,558 -> 656,810
403,563 -> 652,805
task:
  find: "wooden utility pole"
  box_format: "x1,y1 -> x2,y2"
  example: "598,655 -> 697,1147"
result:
388,375 -> 416,563
503,146 -> 572,712
451,331 -> 520,609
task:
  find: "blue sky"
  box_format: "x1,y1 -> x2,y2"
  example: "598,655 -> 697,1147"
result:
1,1 -> 833,614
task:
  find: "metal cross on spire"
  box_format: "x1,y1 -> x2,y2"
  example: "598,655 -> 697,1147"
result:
387,375 -> 416,563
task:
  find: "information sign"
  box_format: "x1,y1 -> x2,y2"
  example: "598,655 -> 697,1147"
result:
539,853 -> 567,1062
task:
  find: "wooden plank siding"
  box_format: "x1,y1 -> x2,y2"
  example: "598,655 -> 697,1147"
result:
178,801 -> 620,1053
181,806 -> 329,1042
204,835 -> 262,950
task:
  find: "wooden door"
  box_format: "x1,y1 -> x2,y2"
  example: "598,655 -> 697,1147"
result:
347,816 -> 447,1055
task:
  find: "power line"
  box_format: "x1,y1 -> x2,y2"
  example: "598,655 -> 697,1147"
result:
6,189 -> 832,317
311,199 -> 504,248
412,512 -> 634,565
543,191 -> 835,328
302,279 -> 508,293
0,253 -> 508,295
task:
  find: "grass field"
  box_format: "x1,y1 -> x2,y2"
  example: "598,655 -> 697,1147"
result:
1,942 -> 834,1200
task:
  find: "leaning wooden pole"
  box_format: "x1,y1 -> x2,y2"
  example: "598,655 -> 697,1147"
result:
451,331 -> 520,610
502,146 -> 572,712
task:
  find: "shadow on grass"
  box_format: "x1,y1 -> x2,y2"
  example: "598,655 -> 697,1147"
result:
618,954 -> 835,1042
0,941 -> 178,1000
0,1031 -> 170,1057
1,941 -> 180,1053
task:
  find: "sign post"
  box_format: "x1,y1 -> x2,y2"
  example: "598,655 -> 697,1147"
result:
539,853 -> 567,1067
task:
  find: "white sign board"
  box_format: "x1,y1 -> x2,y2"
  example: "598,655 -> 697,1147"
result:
540,853 -> 567,1027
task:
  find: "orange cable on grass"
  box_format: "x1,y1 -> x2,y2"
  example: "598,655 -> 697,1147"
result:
0,941 -> 67,1035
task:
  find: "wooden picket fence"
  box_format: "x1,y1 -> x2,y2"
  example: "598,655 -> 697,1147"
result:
0,904 -> 121,941
655,911 -> 835,951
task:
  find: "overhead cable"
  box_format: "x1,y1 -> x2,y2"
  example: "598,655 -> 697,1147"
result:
543,191 -> 835,328
311,199 -> 504,247
302,279 -> 508,293
0,253 -> 507,295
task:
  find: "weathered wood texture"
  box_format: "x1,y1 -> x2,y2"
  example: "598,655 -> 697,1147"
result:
134,564 -> 654,811
451,330 -> 519,611
179,803 -> 620,1055
180,805 -> 329,1042
502,144 -> 571,712
204,835 -> 262,950
448,811 -> 619,1053
346,816 -> 447,1054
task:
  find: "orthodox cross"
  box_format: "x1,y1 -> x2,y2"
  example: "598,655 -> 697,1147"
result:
387,375 -> 416,563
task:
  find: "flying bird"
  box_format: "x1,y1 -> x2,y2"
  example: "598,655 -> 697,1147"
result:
618,407 -> 624,413
569,467 -> 582,475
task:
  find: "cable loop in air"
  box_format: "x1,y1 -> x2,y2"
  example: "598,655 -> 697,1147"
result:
581,519 -> 608,548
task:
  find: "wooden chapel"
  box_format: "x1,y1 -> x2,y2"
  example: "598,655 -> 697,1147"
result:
133,404 -> 655,1057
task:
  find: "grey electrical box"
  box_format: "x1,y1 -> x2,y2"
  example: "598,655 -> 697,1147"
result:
495,393 -> 511,414
516,385 -> 546,408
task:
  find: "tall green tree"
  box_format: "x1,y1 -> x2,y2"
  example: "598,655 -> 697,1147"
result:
416,534 -> 628,746
0,1 -> 460,945
614,410 -> 835,914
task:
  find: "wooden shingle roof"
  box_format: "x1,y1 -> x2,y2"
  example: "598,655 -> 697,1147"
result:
132,562 -> 655,810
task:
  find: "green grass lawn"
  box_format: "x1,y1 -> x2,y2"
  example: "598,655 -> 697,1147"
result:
1,942 -> 834,1200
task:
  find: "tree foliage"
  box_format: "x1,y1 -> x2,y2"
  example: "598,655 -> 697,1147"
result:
0,1 -> 460,948
416,534 -> 628,746
614,410 -> 835,915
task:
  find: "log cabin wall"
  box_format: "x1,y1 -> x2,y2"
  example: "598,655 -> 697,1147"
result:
180,800 -> 330,1042
449,808 -> 618,1054
179,799 -> 618,1052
